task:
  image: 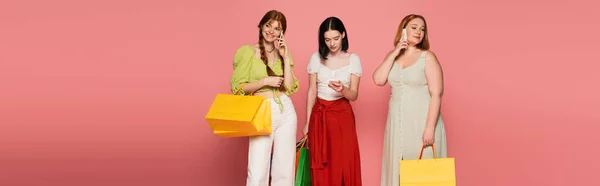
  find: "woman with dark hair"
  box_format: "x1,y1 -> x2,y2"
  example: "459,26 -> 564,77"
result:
372,14 -> 448,186
303,16 -> 363,186
230,10 -> 300,186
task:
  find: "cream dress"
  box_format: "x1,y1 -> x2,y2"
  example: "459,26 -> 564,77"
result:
380,51 -> 448,186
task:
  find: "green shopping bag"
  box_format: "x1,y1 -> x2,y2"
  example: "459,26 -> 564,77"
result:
295,136 -> 311,186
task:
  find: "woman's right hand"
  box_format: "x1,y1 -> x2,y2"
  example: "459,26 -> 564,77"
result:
392,40 -> 409,56
261,76 -> 284,87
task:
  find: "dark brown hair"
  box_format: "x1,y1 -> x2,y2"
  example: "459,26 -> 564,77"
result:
258,10 -> 287,92
318,16 -> 349,60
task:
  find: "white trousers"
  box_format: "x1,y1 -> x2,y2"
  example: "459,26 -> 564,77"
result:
246,94 -> 298,186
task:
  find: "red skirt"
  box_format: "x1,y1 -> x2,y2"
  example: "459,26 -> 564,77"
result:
308,98 -> 362,186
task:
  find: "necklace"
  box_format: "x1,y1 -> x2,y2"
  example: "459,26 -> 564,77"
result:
266,47 -> 275,53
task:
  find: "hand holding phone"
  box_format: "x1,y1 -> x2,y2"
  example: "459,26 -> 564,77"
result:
328,80 -> 344,92
393,28 -> 409,55
274,32 -> 283,49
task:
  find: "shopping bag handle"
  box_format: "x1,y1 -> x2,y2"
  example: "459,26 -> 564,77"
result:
417,144 -> 436,160
296,135 -> 308,148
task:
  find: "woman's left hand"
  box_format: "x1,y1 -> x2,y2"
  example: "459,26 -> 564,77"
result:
329,80 -> 345,92
422,127 -> 435,146
277,34 -> 288,59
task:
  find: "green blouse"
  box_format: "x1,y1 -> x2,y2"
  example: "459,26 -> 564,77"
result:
230,45 -> 299,110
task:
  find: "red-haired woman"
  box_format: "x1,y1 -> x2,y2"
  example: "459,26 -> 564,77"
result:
372,14 -> 449,186
230,10 -> 300,186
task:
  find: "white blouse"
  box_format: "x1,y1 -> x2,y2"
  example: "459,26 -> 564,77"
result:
307,52 -> 363,101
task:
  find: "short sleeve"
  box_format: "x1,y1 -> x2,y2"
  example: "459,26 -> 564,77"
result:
307,52 -> 321,74
349,54 -> 363,77
230,45 -> 254,95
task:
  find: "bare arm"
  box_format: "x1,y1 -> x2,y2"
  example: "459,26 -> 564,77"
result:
303,74 -> 318,135
424,51 -> 444,130
282,57 -> 295,89
372,50 -> 397,86
278,35 -> 298,93
373,40 -> 407,86
341,75 -> 360,101
374,40 -> 409,86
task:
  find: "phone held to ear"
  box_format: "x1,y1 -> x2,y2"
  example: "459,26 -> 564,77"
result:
274,32 -> 283,49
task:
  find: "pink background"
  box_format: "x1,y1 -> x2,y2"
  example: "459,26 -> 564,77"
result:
2,0 -> 600,185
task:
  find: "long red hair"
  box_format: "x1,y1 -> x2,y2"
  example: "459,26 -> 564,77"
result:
257,10 -> 287,92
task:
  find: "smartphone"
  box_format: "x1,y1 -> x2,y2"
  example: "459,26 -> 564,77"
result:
401,28 -> 407,41
274,32 -> 283,49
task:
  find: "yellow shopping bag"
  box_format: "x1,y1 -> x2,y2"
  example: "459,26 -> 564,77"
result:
205,87 -> 272,138
399,144 -> 456,186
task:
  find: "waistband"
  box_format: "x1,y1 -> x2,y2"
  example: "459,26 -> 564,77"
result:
266,92 -> 290,113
